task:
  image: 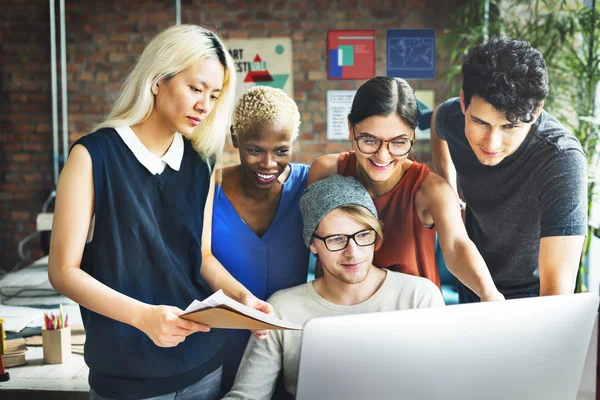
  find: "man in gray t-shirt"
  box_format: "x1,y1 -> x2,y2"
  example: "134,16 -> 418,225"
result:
431,38 -> 587,302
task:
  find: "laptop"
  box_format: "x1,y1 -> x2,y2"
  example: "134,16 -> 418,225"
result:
296,293 -> 598,400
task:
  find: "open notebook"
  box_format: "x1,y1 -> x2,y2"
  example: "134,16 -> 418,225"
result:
181,290 -> 302,330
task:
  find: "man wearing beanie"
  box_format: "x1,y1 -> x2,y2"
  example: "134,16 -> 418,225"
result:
224,175 -> 444,400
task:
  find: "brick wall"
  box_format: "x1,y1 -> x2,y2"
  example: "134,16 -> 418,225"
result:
0,0 -> 466,271
1,0 -> 55,272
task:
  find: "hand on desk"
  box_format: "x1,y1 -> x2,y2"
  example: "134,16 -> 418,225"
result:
138,305 -> 211,348
239,291 -> 274,340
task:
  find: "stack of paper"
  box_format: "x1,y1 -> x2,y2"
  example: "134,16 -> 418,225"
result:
182,290 -> 302,330
2,338 -> 27,367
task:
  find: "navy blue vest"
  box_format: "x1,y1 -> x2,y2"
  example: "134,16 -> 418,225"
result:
75,128 -> 225,399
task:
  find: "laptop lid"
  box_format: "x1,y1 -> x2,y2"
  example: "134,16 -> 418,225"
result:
296,293 -> 598,400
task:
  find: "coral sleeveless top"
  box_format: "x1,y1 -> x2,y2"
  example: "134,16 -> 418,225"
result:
338,152 -> 439,288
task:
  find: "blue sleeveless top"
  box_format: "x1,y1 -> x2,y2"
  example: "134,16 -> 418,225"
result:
212,163 -> 310,392
75,128 -> 225,399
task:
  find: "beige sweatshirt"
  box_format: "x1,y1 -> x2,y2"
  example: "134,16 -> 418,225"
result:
223,269 -> 445,400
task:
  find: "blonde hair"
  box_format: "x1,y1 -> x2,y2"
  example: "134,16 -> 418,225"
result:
338,205 -> 384,250
93,24 -> 236,163
232,86 -> 300,141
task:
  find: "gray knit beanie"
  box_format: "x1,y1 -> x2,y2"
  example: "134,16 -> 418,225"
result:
300,174 -> 378,246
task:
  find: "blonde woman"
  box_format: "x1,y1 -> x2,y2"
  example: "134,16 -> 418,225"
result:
212,86 -> 309,393
48,25 -> 272,400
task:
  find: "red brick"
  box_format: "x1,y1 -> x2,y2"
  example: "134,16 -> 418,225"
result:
24,173 -> 43,182
295,81 -> 315,91
294,92 -> 307,102
11,154 -> 30,162
300,143 -> 326,153
256,12 -> 274,20
293,154 -> 315,164
326,142 -> 353,153
308,102 -> 324,112
33,123 -> 50,134
314,123 -> 326,133
299,133 -> 315,141
11,211 -> 29,221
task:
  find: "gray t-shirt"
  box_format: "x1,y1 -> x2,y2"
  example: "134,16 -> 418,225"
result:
435,97 -> 587,297
223,269 -> 444,400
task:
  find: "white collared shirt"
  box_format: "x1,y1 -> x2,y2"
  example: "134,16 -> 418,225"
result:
87,127 -> 184,243
115,126 -> 184,174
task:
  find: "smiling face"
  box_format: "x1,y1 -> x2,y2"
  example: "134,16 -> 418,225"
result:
234,121 -> 293,189
460,92 -> 542,166
349,114 -> 414,184
152,56 -> 225,137
309,208 -> 375,285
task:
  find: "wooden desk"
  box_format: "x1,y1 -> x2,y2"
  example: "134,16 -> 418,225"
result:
0,258 -> 89,399
0,347 -> 88,399
1,258 -> 597,399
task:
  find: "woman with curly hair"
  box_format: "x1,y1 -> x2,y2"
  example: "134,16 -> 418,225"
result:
212,86 -> 309,393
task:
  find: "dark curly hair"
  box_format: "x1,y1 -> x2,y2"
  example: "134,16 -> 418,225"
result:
348,76 -> 418,130
461,37 -> 548,123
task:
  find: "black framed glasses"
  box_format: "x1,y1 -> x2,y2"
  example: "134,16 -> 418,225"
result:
312,229 -> 377,252
353,129 -> 415,157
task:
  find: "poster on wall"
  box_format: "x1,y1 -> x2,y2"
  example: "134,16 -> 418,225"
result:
327,30 -> 376,80
327,90 -> 435,140
415,89 -> 435,140
225,38 -> 293,101
327,90 -> 357,140
386,29 -> 436,80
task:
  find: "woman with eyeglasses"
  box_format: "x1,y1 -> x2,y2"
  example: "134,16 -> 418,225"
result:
309,76 -> 504,302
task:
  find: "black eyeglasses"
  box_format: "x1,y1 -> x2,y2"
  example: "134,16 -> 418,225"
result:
353,129 -> 415,157
312,229 -> 377,252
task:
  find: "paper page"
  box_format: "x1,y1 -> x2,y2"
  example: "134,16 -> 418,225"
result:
217,291 -> 298,327
184,289 -> 234,313
0,305 -> 44,333
184,300 -> 211,313
184,290 -> 303,330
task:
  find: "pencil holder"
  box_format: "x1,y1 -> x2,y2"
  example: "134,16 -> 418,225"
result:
42,326 -> 71,364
